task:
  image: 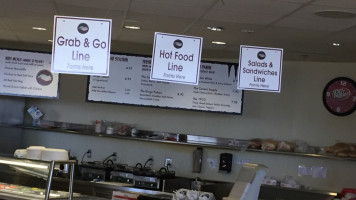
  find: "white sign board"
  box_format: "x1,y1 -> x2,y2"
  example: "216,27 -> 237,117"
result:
150,32 -> 202,85
237,45 -> 283,92
51,15 -> 112,76
0,49 -> 59,98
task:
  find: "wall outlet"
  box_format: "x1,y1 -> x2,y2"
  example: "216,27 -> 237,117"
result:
87,149 -> 92,158
165,158 -> 172,167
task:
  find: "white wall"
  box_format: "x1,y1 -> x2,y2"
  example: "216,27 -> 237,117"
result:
0,96 -> 24,154
21,61 -> 356,192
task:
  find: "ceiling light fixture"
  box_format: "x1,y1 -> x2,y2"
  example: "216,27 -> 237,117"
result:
48,40 -> 53,42
206,26 -> 223,31
212,41 -> 226,45
331,42 -> 342,47
124,25 -> 140,30
32,27 -> 47,31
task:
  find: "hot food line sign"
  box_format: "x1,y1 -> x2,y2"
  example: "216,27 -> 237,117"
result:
150,32 -> 203,85
51,15 -> 112,76
237,45 -> 283,93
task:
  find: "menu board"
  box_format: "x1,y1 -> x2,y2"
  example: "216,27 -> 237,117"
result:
87,53 -> 243,114
0,49 -> 59,99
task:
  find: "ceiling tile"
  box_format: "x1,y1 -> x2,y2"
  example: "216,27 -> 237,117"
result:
0,30 -> 19,41
275,4 -> 356,31
0,0 -> 57,14
1,11 -> 53,32
204,0 -> 302,25
193,19 -> 266,34
273,0 -> 310,3
124,13 -> 192,34
119,29 -> 155,44
16,31 -> 53,44
250,27 -> 331,48
312,0 -> 356,9
56,4 -> 109,18
0,21 -> 8,31
55,0 -> 131,12
130,0 -> 217,19
324,27 -> 356,44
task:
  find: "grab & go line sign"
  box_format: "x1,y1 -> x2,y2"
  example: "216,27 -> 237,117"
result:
51,15 -> 112,76
150,32 -> 202,85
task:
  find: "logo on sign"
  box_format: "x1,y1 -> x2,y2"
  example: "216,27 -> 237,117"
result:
173,39 -> 183,49
36,70 -> 53,86
257,51 -> 266,60
332,88 -> 351,100
77,23 -> 89,34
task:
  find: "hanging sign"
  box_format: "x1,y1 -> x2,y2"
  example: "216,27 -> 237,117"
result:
237,45 -> 283,92
150,32 -> 203,85
51,15 -> 112,76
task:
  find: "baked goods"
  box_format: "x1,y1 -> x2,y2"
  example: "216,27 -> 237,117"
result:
249,139 -> 262,149
324,142 -> 356,157
261,139 -> 279,151
277,141 -> 295,152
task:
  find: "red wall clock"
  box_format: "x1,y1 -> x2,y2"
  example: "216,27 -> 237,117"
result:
323,77 -> 356,116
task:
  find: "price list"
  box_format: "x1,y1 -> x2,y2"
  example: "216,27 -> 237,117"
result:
87,53 -> 243,114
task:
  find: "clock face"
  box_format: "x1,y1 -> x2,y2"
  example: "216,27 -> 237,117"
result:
323,77 -> 356,116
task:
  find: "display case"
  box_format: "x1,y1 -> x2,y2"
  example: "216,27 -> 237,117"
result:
0,156 -> 76,200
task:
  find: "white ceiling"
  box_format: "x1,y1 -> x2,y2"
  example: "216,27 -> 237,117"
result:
1,0 -> 356,62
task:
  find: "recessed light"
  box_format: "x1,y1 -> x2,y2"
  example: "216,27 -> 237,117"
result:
330,42 -> 342,47
32,27 -> 47,31
206,26 -> 223,31
124,25 -> 140,30
212,41 -> 226,45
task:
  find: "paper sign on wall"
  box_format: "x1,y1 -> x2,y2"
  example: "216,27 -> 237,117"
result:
237,45 -> 283,92
150,32 -> 203,85
0,49 -> 59,99
51,15 -> 112,76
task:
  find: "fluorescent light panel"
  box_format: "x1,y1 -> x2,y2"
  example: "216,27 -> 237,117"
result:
206,26 -> 223,31
124,25 -> 140,30
212,41 -> 226,45
332,42 -> 341,47
32,27 -> 47,31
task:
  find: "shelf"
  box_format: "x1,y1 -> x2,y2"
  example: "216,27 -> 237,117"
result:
16,124 -> 251,150
10,122 -> 356,162
246,148 -> 356,161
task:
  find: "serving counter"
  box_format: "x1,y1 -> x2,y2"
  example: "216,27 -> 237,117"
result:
0,155 -> 338,200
